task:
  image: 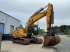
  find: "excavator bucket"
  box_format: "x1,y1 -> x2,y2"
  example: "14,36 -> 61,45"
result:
43,3 -> 60,47
43,33 -> 60,47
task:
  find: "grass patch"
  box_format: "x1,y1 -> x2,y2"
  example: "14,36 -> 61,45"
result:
66,35 -> 70,37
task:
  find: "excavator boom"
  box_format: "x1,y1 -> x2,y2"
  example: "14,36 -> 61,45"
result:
25,3 -> 53,33
25,11 -> 47,31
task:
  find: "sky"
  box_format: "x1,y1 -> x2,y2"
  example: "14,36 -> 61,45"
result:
0,0 -> 70,31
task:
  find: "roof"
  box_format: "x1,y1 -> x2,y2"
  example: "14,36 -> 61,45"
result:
0,11 -> 20,22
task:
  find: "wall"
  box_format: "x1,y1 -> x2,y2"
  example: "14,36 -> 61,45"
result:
0,11 -> 21,34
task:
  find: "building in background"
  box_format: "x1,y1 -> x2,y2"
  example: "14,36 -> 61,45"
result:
0,11 -> 21,40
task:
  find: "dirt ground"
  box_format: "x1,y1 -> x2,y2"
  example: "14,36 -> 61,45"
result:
1,37 -> 54,52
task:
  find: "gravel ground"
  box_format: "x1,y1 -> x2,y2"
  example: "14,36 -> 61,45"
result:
54,35 -> 70,52
1,38 -> 54,52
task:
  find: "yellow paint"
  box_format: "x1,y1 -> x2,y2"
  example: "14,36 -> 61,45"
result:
12,3 -> 53,38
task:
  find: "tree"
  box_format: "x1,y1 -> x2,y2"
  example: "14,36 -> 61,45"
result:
53,26 -> 57,33
60,25 -> 67,33
38,29 -> 45,36
52,25 -> 70,35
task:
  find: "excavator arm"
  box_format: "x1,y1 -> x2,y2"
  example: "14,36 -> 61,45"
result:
46,3 -> 53,33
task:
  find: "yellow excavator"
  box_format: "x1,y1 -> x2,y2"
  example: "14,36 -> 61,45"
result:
12,3 -> 60,46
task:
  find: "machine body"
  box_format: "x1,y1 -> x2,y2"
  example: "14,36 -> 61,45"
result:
12,3 -> 60,46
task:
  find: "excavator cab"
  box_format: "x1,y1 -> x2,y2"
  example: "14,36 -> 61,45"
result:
27,25 -> 39,38
32,25 -> 39,35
